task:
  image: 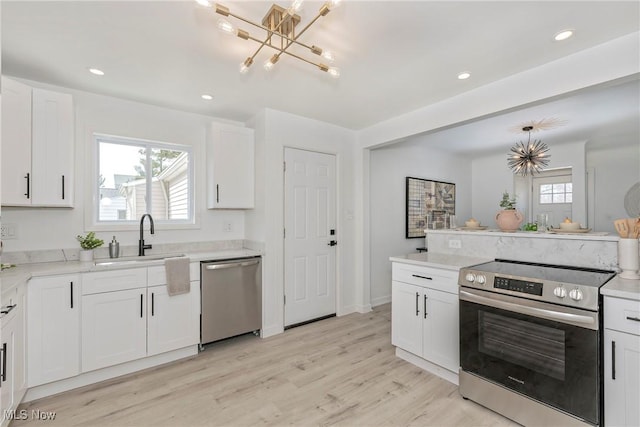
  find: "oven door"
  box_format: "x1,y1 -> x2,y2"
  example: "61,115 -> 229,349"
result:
460,288 -> 600,425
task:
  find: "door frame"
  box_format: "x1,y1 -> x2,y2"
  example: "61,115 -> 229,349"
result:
282,146 -> 340,327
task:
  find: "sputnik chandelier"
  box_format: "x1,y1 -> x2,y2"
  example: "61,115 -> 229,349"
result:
197,0 -> 341,77
507,126 -> 551,176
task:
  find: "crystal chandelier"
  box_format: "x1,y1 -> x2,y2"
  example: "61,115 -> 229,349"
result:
197,0 -> 341,77
507,126 -> 551,176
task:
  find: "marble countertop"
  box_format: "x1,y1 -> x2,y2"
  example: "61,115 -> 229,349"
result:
601,276 -> 640,301
0,248 -> 262,297
389,252 -> 491,271
425,228 -> 618,242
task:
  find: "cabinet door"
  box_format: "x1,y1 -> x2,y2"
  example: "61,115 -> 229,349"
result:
1,320 -> 15,420
147,283 -> 200,356
12,284 -> 27,403
82,289 -> 147,372
207,123 -> 254,209
31,87 -> 74,207
605,329 -> 640,427
423,288 -> 459,372
1,77 -> 32,206
391,281 -> 422,356
27,275 -> 80,387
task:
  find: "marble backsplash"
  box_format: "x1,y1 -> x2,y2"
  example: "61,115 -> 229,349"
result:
0,239 -> 261,265
427,230 -> 620,271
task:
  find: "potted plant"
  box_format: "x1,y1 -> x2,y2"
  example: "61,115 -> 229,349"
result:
495,191 -> 524,232
76,231 -> 104,261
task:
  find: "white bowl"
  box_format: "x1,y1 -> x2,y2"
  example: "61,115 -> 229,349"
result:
465,220 -> 480,228
559,222 -> 580,231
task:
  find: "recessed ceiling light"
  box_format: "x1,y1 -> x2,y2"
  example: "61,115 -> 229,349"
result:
457,72 -> 471,80
88,68 -> 104,76
554,30 -> 574,41
201,94 -> 213,101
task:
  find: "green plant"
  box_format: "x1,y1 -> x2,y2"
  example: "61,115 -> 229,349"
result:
76,232 -> 104,250
499,191 -> 516,210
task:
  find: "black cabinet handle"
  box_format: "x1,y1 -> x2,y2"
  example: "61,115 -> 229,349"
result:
24,173 -> 30,198
626,316 -> 640,322
70,282 -> 74,309
151,293 -> 155,316
412,274 -> 433,280
62,175 -> 65,199
216,184 -> 220,203
140,294 -> 144,318
424,294 -> 428,319
612,340 -> 616,380
415,292 -> 419,316
1,343 -> 6,382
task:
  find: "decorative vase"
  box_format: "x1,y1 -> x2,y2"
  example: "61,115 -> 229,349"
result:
79,249 -> 94,262
495,209 -> 524,232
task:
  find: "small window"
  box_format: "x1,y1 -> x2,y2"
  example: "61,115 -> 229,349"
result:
539,182 -> 572,205
96,134 -> 193,224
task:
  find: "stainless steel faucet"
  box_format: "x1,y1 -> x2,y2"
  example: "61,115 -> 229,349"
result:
138,214 -> 155,256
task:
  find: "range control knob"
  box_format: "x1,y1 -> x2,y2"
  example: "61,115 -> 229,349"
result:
465,273 -> 476,283
553,286 -> 567,298
476,275 -> 486,285
569,288 -> 584,301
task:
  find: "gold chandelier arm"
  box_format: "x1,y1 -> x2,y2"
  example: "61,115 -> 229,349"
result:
272,7 -> 326,61
220,6 -> 321,53
244,34 -> 328,70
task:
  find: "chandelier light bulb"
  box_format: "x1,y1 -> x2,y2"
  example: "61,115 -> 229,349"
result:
327,67 -> 340,78
217,18 -> 236,35
239,63 -> 249,74
290,0 -> 304,12
321,50 -> 335,62
328,0 -> 342,9
194,0 -> 211,7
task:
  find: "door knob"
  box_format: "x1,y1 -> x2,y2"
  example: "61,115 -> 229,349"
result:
328,240 -> 338,246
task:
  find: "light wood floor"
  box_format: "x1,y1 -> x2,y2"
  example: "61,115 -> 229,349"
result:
15,304 -> 516,426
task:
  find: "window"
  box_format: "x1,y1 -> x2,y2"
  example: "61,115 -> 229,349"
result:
539,182 -> 573,204
96,134 -> 193,224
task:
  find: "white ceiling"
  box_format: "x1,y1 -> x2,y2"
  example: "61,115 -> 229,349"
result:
2,0 -> 639,148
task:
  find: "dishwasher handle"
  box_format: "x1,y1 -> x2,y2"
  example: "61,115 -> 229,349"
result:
204,259 -> 260,270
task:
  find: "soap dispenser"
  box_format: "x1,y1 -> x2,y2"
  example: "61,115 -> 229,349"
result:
109,236 -> 120,258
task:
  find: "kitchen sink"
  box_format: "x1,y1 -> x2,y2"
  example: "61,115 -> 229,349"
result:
93,253 -> 186,266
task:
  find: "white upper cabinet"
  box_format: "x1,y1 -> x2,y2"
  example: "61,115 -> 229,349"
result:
31,88 -> 74,207
1,77 -> 32,206
1,77 -> 74,207
207,123 -> 255,209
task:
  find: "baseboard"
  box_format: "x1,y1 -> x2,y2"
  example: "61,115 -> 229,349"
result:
395,347 -> 458,386
24,346 -> 197,402
371,295 -> 391,307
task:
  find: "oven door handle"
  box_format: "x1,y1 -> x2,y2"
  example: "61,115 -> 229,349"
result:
459,289 -> 597,329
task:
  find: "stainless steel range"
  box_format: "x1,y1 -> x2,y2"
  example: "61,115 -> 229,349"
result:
458,259 -> 615,427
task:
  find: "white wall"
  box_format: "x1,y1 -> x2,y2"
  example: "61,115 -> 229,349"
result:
471,140 -> 588,227
1,78 -> 246,252
587,142 -> 640,233
369,142 -> 472,306
245,108 -> 357,337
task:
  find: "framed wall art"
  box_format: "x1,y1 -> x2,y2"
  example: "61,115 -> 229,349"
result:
406,177 -> 456,238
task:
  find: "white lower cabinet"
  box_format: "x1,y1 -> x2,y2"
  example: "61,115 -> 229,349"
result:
147,282 -> 199,356
81,265 -> 200,373
27,274 -> 80,387
82,288 -> 148,372
391,262 -> 460,380
604,296 -> 640,427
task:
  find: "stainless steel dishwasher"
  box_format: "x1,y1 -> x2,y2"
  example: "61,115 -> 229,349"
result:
200,256 -> 262,347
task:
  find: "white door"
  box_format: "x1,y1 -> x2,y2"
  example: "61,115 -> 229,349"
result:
423,288 -> 459,372
391,281 -> 423,356
284,148 -> 337,326
147,285 -> 199,356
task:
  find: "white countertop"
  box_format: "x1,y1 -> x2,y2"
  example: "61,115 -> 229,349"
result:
389,252 -> 491,271
426,228 -> 618,242
0,248 -> 262,297
601,276 -> 640,301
